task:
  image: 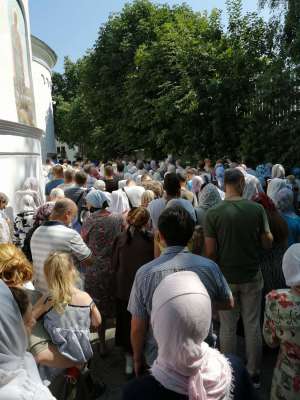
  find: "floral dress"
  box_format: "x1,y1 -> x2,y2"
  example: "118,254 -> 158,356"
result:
263,289 -> 300,400
81,210 -> 123,318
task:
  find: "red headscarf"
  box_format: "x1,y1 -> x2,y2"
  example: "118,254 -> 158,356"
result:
252,192 -> 276,212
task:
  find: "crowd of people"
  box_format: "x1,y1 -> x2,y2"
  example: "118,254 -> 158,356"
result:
0,155 -> 300,400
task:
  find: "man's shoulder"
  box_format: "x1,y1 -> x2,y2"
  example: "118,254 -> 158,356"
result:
148,198 -> 165,209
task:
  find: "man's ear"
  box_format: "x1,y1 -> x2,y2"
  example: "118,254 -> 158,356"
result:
158,230 -> 166,246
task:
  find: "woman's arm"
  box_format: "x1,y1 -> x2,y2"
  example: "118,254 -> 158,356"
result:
90,303 -> 102,328
263,294 -> 280,348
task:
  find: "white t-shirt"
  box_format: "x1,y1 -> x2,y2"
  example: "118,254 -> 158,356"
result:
30,221 -> 91,294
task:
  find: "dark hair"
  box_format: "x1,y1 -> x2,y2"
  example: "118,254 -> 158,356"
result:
104,165 -> 114,177
176,172 -> 186,183
224,168 -> 245,186
136,161 -> 144,170
117,162 -> 125,173
163,173 -> 181,197
9,287 -> 30,317
158,205 -> 195,246
75,171 -> 87,186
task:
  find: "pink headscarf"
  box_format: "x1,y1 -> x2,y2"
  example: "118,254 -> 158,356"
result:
151,271 -> 232,400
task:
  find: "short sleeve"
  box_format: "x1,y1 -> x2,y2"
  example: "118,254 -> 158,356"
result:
69,231 -> 92,261
203,210 -> 216,239
127,272 -> 148,320
260,207 -> 271,234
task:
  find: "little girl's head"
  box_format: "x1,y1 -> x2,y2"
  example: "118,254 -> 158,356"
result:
10,287 -> 36,335
44,252 -> 79,313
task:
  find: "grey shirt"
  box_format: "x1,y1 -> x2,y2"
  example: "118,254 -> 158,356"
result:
128,246 -> 231,365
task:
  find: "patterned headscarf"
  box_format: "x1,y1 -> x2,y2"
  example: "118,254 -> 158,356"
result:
275,188 -> 294,213
197,184 -> 221,210
34,202 -> 55,227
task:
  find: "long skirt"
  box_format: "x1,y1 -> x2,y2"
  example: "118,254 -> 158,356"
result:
115,298 -> 132,354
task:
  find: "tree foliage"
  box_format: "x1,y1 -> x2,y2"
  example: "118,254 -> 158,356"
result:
53,0 -> 300,164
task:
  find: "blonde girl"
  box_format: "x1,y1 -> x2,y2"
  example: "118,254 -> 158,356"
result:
37,252 -> 101,363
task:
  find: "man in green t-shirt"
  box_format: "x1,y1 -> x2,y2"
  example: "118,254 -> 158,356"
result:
204,168 -> 273,387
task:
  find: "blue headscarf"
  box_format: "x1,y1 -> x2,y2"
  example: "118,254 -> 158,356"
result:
86,190 -> 110,209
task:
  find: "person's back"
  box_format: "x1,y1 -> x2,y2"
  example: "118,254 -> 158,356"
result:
128,206 -> 232,370
205,198 -> 269,283
204,168 -> 272,387
30,199 -> 91,293
45,164 -> 64,198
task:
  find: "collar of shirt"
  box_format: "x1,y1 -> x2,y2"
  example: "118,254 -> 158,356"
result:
161,246 -> 188,256
43,221 -> 65,227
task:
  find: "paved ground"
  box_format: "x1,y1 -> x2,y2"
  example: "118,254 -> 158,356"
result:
51,328 -> 277,399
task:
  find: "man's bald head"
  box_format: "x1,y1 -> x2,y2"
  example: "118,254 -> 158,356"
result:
50,198 -> 77,224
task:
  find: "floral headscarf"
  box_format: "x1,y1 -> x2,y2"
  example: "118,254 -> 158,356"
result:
197,184 -> 221,210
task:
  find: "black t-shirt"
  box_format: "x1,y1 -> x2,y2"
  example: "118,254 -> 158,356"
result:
122,355 -> 259,400
104,177 -> 119,193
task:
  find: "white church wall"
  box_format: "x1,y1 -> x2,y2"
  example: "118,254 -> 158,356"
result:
0,0 -> 44,212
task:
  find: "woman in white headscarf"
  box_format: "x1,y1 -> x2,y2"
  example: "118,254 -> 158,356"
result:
267,177 -> 288,203
123,271 -> 258,400
15,178 -> 42,215
0,280 -> 55,400
263,244 -> 300,400
272,164 -> 285,179
109,189 -> 130,215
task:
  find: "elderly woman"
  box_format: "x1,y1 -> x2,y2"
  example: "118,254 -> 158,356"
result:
113,207 -> 154,375
0,192 -> 12,244
267,177 -> 288,203
275,188 -> 300,247
14,194 -> 37,248
263,244 -> 300,400
191,175 -> 204,206
123,271 -> 258,400
81,190 -> 124,355
49,187 -> 65,202
0,280 -> 55,400
253,193 -> 288,293
195,183 -> 221,226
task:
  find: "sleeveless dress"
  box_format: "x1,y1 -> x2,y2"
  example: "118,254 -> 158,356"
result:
44,302 -> 93,363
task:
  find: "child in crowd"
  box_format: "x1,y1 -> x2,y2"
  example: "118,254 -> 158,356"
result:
39,251 -> 102,364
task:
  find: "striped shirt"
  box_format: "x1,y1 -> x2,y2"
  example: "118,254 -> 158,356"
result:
30,221 -> 91,294
128,246 -> 231,366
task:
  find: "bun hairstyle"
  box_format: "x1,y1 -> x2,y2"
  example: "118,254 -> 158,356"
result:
126,207 -> 150,243
44,252 -> 79,313
0,244 -> 33,286
127,207 -> 149,229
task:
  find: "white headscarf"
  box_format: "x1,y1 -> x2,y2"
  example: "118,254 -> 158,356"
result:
0,281 -> 55,399
272,164 -> 285,179
243,174 -> 261,200
151,271 -> 232,400
109,189 -> 130,214
124,186 -> 145,208
15,178 -> 42,214
282,244 -> 300,287
267,178 -> 288,202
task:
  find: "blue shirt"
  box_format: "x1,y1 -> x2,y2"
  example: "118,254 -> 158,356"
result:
128,246 -> 231,365
282,213 -> 300,247
45,179 -> 64,196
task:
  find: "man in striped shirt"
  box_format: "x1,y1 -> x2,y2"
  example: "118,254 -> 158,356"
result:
31,198 -> 93,294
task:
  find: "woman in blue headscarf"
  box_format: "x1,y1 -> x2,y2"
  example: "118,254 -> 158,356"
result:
81,190 -> 124,355
275,188 -> 300,247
